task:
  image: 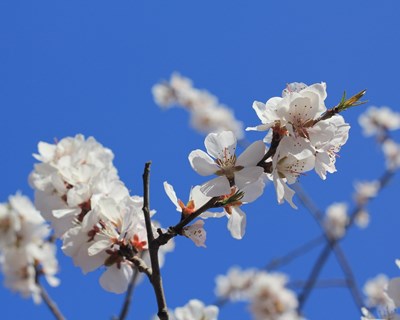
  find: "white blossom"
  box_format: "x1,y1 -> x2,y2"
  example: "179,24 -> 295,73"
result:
359,106 -> 400,137
324,202 -> 348,239
215,266 -> 257,301
363,274 -> 395,311
189,131 -> 265,197
354,180 -> 380,205
248,271 -> 299,320
0,193 -> 59,303
182,220 -> 207,248
382,139 -> 400,170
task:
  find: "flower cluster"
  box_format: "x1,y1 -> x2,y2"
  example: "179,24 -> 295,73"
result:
29,134 -> 174,293
215,267 -> 300,320
247,82 -> 350,208
152,73 -> 244,139
0,193 -> 59,303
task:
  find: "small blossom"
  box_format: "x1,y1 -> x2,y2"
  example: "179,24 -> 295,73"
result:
359,106 -> 400,137
382,139 -> 400,170
363,274 -> 395,311
324,202 -> 348,239
354,180 -> 380,205
182,220 -> 207,247
189,131 -> 265,197
215,266 -> 257,301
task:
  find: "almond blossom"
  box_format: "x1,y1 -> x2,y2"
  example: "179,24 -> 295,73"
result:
363,274 -> 396,311
359,106 -> 400,137
201,178 -> 265,239
189,131 -> 265,197
247,82 -> 350,207
323,202 -> 349,239
0,193 -> 59,303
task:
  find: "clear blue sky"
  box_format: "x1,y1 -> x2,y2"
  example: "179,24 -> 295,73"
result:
1,1 -> 400,319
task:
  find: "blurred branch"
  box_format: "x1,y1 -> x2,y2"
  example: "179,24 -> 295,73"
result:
264,235 -> 325,271
294,183 -> 364,311
34,268 -> 65,320
297,168 -> 397,312
116,266 -> 141,320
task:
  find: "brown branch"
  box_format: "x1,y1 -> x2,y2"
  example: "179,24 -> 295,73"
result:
34,268 -> 65,320
142,162 -> 169,320
297,169 -> 396,312
293,183 -> 365,311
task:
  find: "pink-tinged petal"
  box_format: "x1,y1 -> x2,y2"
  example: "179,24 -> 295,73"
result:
227,207 -> 246,239
189,150 -> 219,176
237,140 -> 266,166
200,176 -> 231,197
201,210 -> 226,219
240,178 -> 266,203
183,220 -> 207,247
88,239 -> 111,256
205,131 -> 237,160
234,167 -> 264,190
163,181 -> 181,212
388,278 -> 400,307
99,263 -> 133,294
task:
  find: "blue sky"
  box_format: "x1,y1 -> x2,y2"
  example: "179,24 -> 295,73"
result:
1,0 -> 400,319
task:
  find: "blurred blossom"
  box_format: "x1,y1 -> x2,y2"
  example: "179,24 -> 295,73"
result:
359,106 -> 400,137
382,140 -> 400,170
152,73 -> 244,139
324,202 -> 348,239
354,180 -> 380,205
363,274 -> 395,311
0,193 -> 59,303
215,267 -> 299,320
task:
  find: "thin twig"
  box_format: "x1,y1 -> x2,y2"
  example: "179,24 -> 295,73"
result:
142,162 -> 169,320
297,169 -> 396,312
34,268 -> 65,320
294,183 -> 365,310
117,267 -> 141,320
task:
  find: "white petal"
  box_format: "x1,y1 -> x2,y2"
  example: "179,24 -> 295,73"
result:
240,178 -> 266,203
88,239 -> 111,256
190,185 -> 212,208
189,150 -> 219,176
227,207 -> 246,239
236,140 -> 266,167
163,181 -> 181,212
201,211 -> 226,219
200,176 -> 231,197
99,263 -> 133,294
183,220 -> 207,247
234,167 -> 264,190
205,131 -> 237,160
